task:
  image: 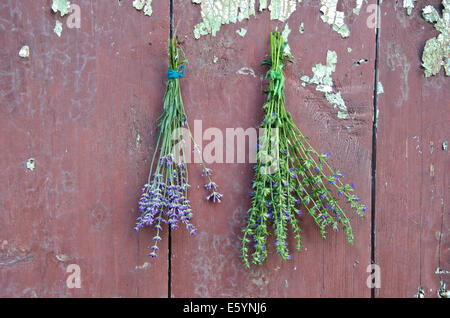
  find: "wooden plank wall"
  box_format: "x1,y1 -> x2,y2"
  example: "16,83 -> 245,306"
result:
0,0 -> 448,298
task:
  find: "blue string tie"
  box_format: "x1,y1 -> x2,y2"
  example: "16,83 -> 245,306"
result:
167,65 -> 185,79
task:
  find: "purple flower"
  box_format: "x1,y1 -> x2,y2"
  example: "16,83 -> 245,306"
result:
202,168 -> 212,176
153,235 -> 162,242
204,181 -> 217,191
206,191 -> 223,203
324,152 -> 330,158
314,166 -> 320,172
149,252 -> 157,258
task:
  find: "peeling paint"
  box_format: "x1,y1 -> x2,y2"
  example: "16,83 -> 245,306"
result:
193,0 -> 256,39
26,158 -> 35,171
299,22 -> 304,34
281,23 -> 291,55
18,45 -> 30,58
55,253 -> 68,262
237,67 -> 256,77
319,0 -> 350,38
259,0 -> 268,11
236,27 -> 247,37
421,1 -> 450,77
54,20 -> 63,37
403,0 -> 417,16
193,0 -> 302,39
377,81 -> 384,95
135,262 -> 150,270
267,0 -> 301,22
353,0 -> 364,15
435,267 -> 450,274
52,0 -> 71,17
133,0 -> 153,16
300,50 -> 348,119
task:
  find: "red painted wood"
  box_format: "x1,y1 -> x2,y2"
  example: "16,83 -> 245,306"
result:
0,1 -> 169,297
171,1 -> 375,297
375,0 -> 449,298
1,0 -> 447,298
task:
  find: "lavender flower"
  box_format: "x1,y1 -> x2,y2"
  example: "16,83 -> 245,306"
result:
134,37 -> 221,259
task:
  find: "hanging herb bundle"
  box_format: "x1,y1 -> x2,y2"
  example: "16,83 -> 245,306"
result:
134,37 -> 222,258
241,30 -> 367,268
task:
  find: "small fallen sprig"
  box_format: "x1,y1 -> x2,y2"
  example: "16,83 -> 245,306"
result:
241,30 -> 367,268
135,37 -> 222,258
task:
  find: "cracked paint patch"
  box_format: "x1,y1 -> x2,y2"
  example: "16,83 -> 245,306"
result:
403,0 -> 417,16
133,0 -> 153,16
299,22 -> 304,34
193,0 -> 256,39
26,158 -> 35,171
421,0 -> 449,77
266,0 -> 301,22
301,50 -> 349,119
320,0 -> 350,38
52,0 -> 71,17
193,1 -> 302,39
54,20 -> 63,37
18,45 -> 30,58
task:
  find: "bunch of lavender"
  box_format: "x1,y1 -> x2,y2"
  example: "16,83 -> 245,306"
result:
241,31 -> 367,268
135,37 -> 222,258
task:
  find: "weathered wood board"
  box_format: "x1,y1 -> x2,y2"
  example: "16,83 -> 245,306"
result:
0,0 -> 169,297
171,0 -> 375,297
375,0 -> 449,298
